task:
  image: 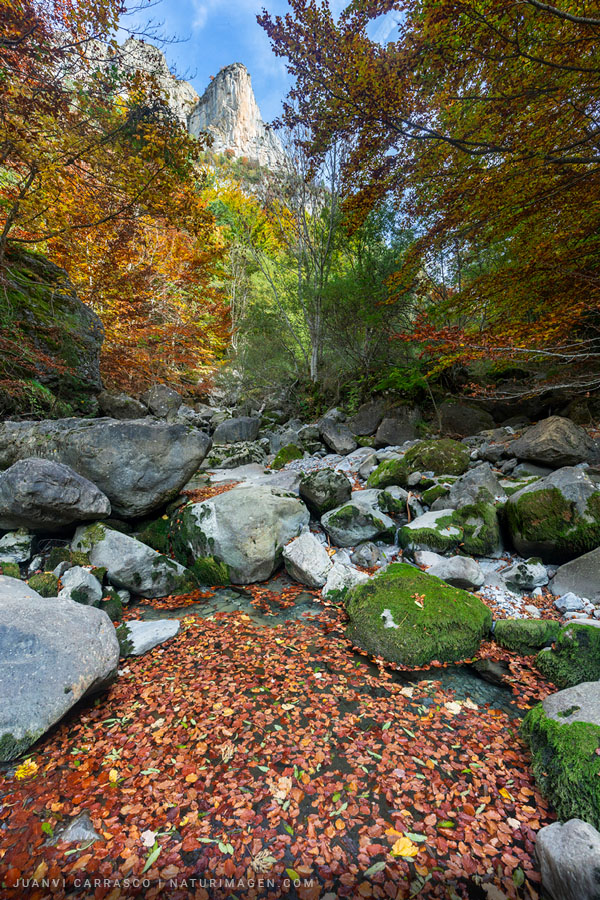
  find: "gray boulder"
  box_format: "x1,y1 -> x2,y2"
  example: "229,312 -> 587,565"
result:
319,419 -> 358,456
552,548 -> 600,604
374,406 -> 421,448
0,458 -> 111,531
351,542 -> 381,567
446,463 -> 507,508
439,402 -> 495,438
212,417 -> 260,445
347,399 -> 386,436
73,524 -> 195,599
283,532 -> 333,588
98,391 -> 148,420
171,485 -> 310,584
204,439 -> 268,469
322,501 -> 395,548
400,509 -> 463,555
322,563 -> 369,597
58,566 -> 103,606
536,819 -> 600,900
510,416 -> 594,468
141,384 -> 182,418
117,619 -> 180,656
0,530 -> 33,563
0,418 -> 211,518
0,580 -> 119,760
415,550 -> 484,590
554,592 -> 588,613
502,558 -> 549,591
299,468 -> 352,516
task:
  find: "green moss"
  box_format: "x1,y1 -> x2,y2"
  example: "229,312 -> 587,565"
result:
453,502 -> 501,556
345,562 -> 492,667
91,566 -> 107,584
27,573 -> 59,598
506,487 -> 600,562
116,623 -> 134,657
190,557 -> 230,586
137,516 -> 171,555
0,730 -> 42,762
422,484 -> 450,505
169,503 -> 198,568
536,623 -> 600,688
271,443 -> 303,469
494,618 -> 560,655
0,561 -> 20,578
72,523 -> 107,554
355,435 -> 376,447
368,439 -> 469,489
46,548 -> 90,570
100,590 -> 123,622
521,704 -> 600,827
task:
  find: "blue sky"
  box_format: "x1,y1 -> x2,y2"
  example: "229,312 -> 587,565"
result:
122,1 -> 402,124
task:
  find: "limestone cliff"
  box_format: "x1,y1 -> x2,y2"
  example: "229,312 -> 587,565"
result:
188,63 -> 285,169
115,39 -> 200,126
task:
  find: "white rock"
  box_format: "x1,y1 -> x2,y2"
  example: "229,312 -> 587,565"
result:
283,533 -> 333,588
322,563 -> 369,598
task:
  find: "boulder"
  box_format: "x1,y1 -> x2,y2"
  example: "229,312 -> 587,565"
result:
453,502 -> 502,557
400,510 -> 463,555
536,819 -> 600,900
283,533 -> 333,588
0,579 -> 119,760
510,416 -> 594,468
323,563 -> 370,598
552,548 -> 600,604
347,399 -> 387,436
351,542 -> 381,567
117,619 -> 180,657
521,682 -> 600,828
0,418 -> 211,518
212,417 -> 260,445
170,485 -> 310,584
536,620 -> 600,687
493,618 -> 560,655
439,402 -> 495,438
204,439 -> 268,469
321,501 -> 395,548
271,444 -> 303,469
73,524 -> 196,598
140,384 -> 182,418
505,466 -> 600,563
319,419 -> 358,456
554,592 -> 588,613
58,566 -> 103,606
417,552 -> 484,590
367,439 -> 470,488
299,468 -> 352,516
98,391 -> 147,420
345,563 -> 491,667
446,463 -> 507,508
0,530 -> 33,563
374,406 -> 421,448
0,458 -> 111,531
502,558 -> 548,591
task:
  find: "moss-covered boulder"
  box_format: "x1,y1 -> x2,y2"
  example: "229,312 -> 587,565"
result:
494,618 -> 560,655
299,468 -> 352,517
46,547 -> 90,571
100,590 -> 123,621
271,443 -> 303,469
0,249 -> 103,416
521,682 -> 600,828
27,572 -> 60,598
189,556 -> 230,586
453,502 -> 502,557
345,562 -> 492,666
505,467 -> 600,563
536,621 -> 600,688
322,502 -> 396,548
399,510 -> 463,555
136,515 -> 171,555
0,561 -> 20,578
367,439 -> 470,489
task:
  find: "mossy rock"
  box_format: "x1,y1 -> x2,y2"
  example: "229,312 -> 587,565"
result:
27,572 -> 59,598
100,590 -> 124,622
46,547 -> 90,570
505,484 -> 600,563
190,556 -> 230,586
272,443 -> 303,470
137,515 -> 171,555
536,622 -> 600,688
345,562 -> 492,667
399,510 -> 462,554
367,439 -> 470,489
356,435 -> 376,447
494,618 -> 560,656
116,622 -> 134,657
452,502 -> 502,557
422,484 -> 450,505
90,566 -> 107,585
521,699 -> 600,828
0,561 -> 20,579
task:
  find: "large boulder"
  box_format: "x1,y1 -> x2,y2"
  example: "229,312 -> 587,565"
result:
323,563 -> 369,598
321,501 -> 395,548
283,533 -> 333,588
400,510 -> 463,555
536,621 -> 600,688
551,548 -> 600,603
73,523 -> 196,598
439,402 -> 495,438
140,384 -> 182,418
98,391 -> 148,420
367,439 -> 470,488
204,439 -> 268,469
0,418 -> 211,518
510,416 -> 594,468
212,417 -> 260,445
170,485 -> 310,584
536,819 -> 600,900
0,578 -> 119,760
299,468 -> 352,516
521,682 -> 600,828
374,406 -> 421,448
446,463 -> 507,509
347,399 -> 386,436
319,419 -> 358,456
502,558 -> 549,591
345,563 -> 491,667
505,467 -> 600,563
0,458 -> 111,531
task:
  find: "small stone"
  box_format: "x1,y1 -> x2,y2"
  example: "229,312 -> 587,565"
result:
58,566 -> 103,607
555,592 -> 586,613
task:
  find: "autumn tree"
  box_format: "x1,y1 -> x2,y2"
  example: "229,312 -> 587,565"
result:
260,0 -> 600,397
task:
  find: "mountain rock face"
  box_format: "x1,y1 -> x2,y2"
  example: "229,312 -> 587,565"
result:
188,63 -> 285,169
115,39 -> 200,126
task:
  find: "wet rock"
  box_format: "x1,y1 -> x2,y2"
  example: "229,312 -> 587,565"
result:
536,818 -> 600,900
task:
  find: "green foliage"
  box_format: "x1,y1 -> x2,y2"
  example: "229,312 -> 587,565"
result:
0,561 -> 20,578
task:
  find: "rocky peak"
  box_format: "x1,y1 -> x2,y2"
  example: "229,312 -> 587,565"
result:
188,63 -> 285,169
